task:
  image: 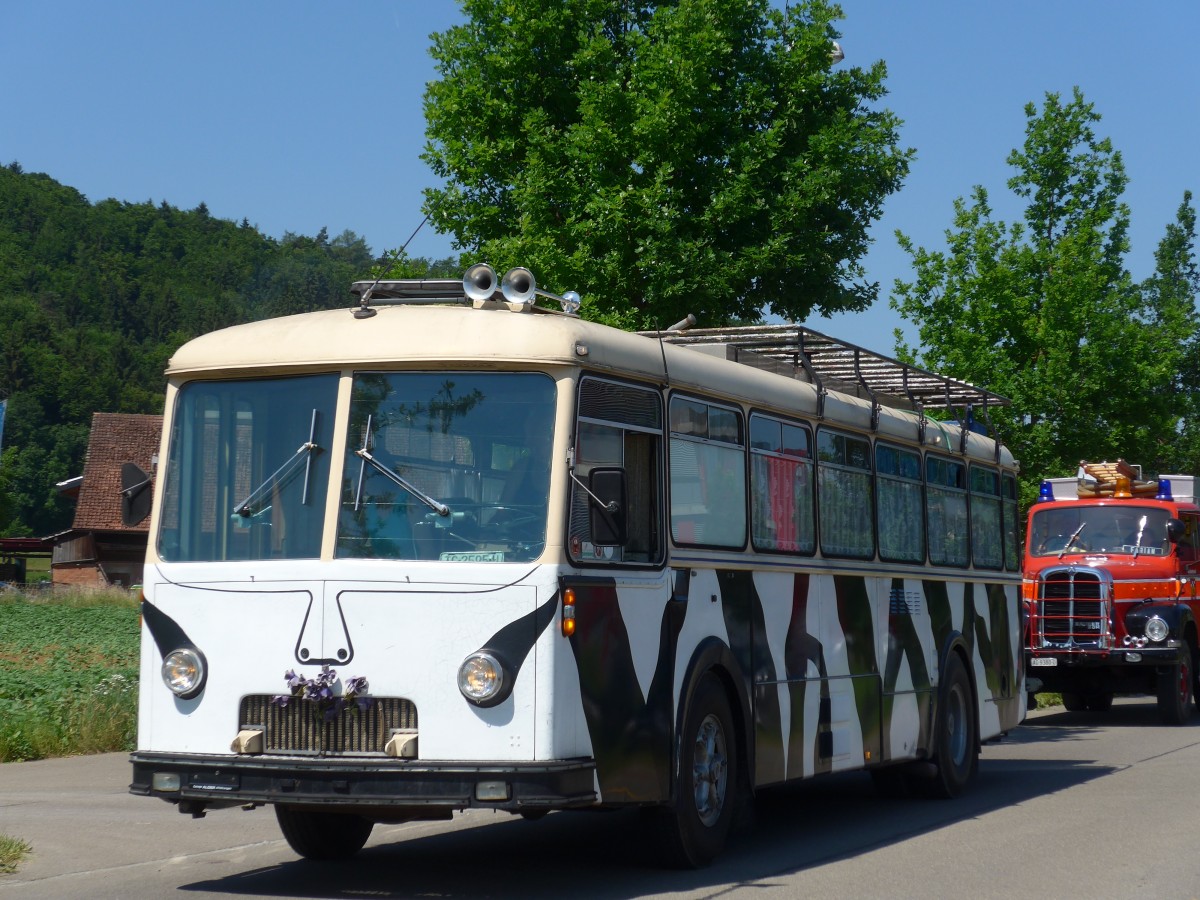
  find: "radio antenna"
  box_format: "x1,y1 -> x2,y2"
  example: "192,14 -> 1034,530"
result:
354,214 -> 432,319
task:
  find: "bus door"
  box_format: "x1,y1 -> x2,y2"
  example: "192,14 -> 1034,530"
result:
562,375 -> 672,803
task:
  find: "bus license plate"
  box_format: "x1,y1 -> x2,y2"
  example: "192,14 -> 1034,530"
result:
1030,657 -> 1058,667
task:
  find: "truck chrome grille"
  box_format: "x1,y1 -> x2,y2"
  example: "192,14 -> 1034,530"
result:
1033,568 -> 1112,650
239,695 -> 417,756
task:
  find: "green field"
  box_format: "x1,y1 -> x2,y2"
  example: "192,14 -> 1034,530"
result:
0,589 -> 139,762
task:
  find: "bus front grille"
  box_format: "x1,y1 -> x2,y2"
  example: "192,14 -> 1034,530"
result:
1033,567 -> 1112,650
239,695 -> 418,755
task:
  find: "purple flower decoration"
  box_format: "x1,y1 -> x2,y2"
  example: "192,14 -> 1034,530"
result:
271,667 -> 372,719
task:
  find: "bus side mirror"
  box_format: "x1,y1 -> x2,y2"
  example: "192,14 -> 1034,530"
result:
120,462 -> 153,527
588,467 -> 627,546
1167,518 -> 1185,543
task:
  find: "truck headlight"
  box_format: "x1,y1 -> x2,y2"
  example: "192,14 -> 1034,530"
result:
1145,615 -> 1169,643
458,652 -> 505,705
162,647 -> 206,698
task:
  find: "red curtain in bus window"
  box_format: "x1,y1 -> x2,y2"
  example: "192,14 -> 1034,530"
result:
768,455 -> 798,550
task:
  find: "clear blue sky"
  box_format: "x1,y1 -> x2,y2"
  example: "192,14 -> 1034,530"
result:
4,1 -> 1197,356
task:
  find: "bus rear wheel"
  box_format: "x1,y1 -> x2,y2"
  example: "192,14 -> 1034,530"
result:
922,651 -> 977,799
275,805 -> 374,860
653,673 -> 738,868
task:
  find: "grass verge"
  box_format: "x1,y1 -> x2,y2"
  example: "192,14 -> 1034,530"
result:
0,834 -> 32,874
0,587 -> 139,763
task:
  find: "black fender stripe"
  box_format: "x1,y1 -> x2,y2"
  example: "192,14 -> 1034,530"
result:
141,600 -> 195,659
566,578 -> 680,803
471,591 -> 561,706
833,575 -> 881,764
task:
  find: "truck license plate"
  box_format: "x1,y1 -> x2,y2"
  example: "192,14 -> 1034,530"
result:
1030,657 -> 1058,667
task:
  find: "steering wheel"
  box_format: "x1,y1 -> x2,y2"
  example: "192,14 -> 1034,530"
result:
481,505 -> 541,537
1040,533 -> 1090,553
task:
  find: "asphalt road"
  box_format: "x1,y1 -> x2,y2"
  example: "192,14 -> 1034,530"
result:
2,698 -> 1199,899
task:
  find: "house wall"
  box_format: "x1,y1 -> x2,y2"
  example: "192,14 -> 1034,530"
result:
52,563 -> 108,588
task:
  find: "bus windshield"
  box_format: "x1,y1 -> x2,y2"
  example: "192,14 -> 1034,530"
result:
159,374 -> 339,562
1028,505 -> 1173,557
336,372 -> 556,563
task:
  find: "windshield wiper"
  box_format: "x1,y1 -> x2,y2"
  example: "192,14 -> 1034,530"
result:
232,410 -> 322,518
353,415 -> 449,517
1132,514 -> 1148,559
1058,522 -> 1087,560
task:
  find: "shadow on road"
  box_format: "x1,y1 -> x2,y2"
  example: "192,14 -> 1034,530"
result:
179,730 -> 1116,899
1024,698 -> 1200,732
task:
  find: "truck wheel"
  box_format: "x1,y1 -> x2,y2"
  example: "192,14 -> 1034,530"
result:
275,805 -> 374,860
1157,654 -> 1194,725
922,651 -> 977,799
1190,641 -> 1200,712
1084,692 -> 1113,712
1060,692 -> 1086,712
652,673 -> 738,868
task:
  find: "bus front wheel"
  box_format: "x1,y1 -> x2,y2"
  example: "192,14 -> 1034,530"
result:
275,805 -> 374,860
653,673 -> 738,868
923,651 -> 978,799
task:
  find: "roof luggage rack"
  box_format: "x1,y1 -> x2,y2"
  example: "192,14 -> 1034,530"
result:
641,322 -> 1010,453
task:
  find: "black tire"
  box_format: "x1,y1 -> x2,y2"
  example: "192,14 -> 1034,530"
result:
653,673 -> 738,868
1156,653 -> 1194,725
1084,692 -> 1113,712
275,805 -> 374,860
1061,691 -> 1087,712
922,651 -> 978,799
1190,640 -> 1200,712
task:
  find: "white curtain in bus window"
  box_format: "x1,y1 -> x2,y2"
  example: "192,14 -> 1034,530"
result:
970,466 -> 1003,569
876,442 -> 924,563
749,415 -> 815,554
669,398 -> 746,548
816,429 -> 874,558
158,374 -> 338,562
926,455 -> 968,567
1001,473 -> 1019,570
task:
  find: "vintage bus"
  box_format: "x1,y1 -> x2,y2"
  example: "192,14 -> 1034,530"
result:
129,266 -> 1025,867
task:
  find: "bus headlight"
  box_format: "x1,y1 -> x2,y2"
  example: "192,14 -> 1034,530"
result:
162,648 -> 207,698
1145,615 -> 1169,643
458,652 -> 505,706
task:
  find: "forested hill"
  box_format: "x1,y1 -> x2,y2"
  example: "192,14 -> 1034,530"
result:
0,162 -> 381,537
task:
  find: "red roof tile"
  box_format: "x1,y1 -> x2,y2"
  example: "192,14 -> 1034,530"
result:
72,413 -> 163,533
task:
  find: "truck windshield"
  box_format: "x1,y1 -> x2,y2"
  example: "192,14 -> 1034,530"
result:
1029,505 -> 1173,557
158,374 -> 338,562
336,372 -> 556,563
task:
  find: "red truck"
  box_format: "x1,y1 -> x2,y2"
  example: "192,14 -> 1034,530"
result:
1023,460 -> 1200,723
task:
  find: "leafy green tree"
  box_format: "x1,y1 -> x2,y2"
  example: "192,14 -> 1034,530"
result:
1143,191 -> 1200,475
0,164 -> 382,536
422,0 -> 910,329
892,88 -> 1190,503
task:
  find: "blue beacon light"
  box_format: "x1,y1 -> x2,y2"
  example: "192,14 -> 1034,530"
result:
1156,478 -> 1173,501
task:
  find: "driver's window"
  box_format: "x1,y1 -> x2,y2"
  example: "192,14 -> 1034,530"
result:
1179,516 -> 1200,564
568,377 -> 663,565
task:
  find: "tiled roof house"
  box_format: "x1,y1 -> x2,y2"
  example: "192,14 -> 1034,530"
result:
52,412 -> 163,588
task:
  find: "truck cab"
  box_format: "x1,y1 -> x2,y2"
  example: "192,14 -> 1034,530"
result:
1023,461 -> 1200,723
